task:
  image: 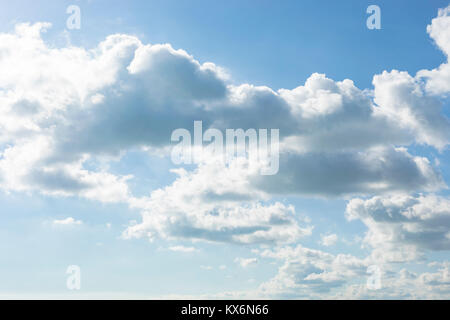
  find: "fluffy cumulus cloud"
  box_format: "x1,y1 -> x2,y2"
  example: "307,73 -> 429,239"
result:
123,162 -> 312,244
417,6 -> 450,95
257,245 -> 368,298
1,16 -> 448,202
346,194 -> 450,263
331,261 -> 450,299
236,244 -> 449,299
0,4 -> 449,298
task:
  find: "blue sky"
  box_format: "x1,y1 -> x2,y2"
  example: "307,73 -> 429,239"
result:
0,0 -> 449,299
1,0 -> 448,89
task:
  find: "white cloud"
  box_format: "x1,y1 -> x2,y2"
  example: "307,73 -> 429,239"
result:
168,246 -> 198,253
333,262 -> 450,299
251,146 -> 444,197
244,243 -> 450,299
373,70 -> 450,150
200,265 -> 213,270
417,6 -> 450,95
346,194 -> 450,263
320,234 -> 338,246
235,257 -> 258,268
0,5 -> 447,281
0,136 -> 133,203
123,161 -> 313,245
52,217 -> 82,226
0,14 -> 447,207
258,245 -> 368,298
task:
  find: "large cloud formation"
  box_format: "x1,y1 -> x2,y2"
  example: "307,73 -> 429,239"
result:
346,194 -> 450,263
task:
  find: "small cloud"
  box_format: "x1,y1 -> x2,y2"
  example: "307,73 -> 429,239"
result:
434,158 -> 440,166
90,93 -> 105,104
106,222 -> 112,229
200,265 -> 213,270
235,257 -> 258,268
168,246 -> 198,253
52,217 -> 82,226
320,233 -> 338,246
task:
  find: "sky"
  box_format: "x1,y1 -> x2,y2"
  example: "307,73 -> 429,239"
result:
0,0 -> 449,299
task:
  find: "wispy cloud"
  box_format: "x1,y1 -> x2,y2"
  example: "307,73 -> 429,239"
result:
52,217 -> 82,226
